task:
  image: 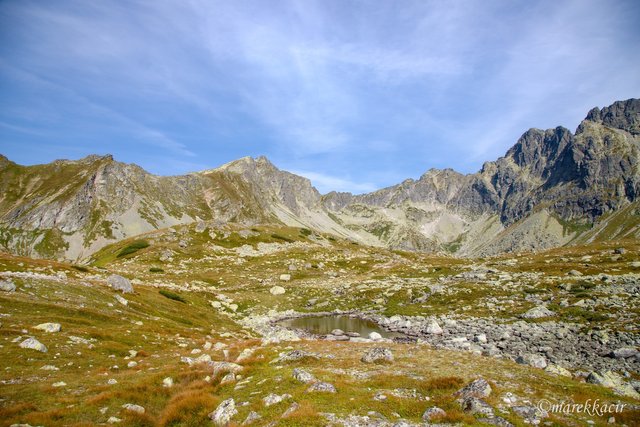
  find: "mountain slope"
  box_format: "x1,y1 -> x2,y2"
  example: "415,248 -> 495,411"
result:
0,98 -> 638,260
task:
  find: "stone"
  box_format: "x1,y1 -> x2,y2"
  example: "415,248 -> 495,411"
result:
235,348 -> 255,362
107,417 -> 122,424
263,393 -> 290,406
34,323 -> 61,333
461,397 -> 494,417
361,347 -> 394,364
121,403 -> 145,414
108,379 -> 118,385
211,361 -> 243,375
114,294 -> 128,306
455,378 -> 492,400
307,381 -> 336,393
52,381 -> 66,387
279,274 -> 291,282
521,306 -> 555,319
162,377 -> 173,388
270,286 -> 286,295
475,333 -> 488,343
610,347 -> 638,359
516,353 -> 548,369
221,373 -> 236,384
512,405 -> 548,424
278,350 -> 320,362
282,402 -> 300,418
331,329 -> 345,336
422,406 -> 446,422
127,361 -> 138,368
107,275 -> 133,293
293,368 -> 316,384
243,411 -> 262,424
587,371 -> 640,399
424,319 -> 443,334
545,364 -> 572,377
568,270 -> 583,276
41,365 -> 59,371
209,398 -> 237,426
368,331 -> 382,340
19,337 -> 47,353
0,279 -> 16,292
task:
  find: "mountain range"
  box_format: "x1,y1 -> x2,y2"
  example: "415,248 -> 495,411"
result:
1,98 -> 639,261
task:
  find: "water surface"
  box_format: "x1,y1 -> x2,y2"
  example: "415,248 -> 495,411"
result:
279,315 -> 403,339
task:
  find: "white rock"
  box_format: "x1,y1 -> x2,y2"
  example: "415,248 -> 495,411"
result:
279,274 -> 291,282
209,398 -> 237,426
368,332 -> 383,340
121,403 -> 145,414
35,322 -> 62,333
521,305 -> 555,319
41,365 -> 59,371
0,280 -> 16,292
424,320 -> 443,335
19,337 -> 47,353
162,377 -> 174,388
52,381 -> 66,387
114,294 -> 128,306
127,361 -> 138,368
107,275 -> 134,293
270,286 -> 286,295
108,379 -> 118,385
107,416 -> 122,424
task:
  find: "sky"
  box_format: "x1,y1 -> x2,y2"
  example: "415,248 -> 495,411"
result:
1,1 -> 639,194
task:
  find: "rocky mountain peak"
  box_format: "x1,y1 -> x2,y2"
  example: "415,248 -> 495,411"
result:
583,98 -> 639,135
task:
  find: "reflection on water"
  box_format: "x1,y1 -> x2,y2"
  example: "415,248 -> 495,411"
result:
279,315 -> 403,339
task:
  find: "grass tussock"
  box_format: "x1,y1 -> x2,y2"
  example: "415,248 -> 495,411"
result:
424,376 -> 465,391
158,390 -> 220,426
159,289 -> 187,303
0,402 -> 37,419
117,240 -> 150,258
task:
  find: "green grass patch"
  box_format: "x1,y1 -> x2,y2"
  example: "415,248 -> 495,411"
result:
117,240 -> 150,258
159,289 -> 187,303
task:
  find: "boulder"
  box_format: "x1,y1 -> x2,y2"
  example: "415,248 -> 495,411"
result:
209,398 -> 237,426
521,306 -> 555,319
279,274 -> 291,282
368,332 -> 383,340
610,347 -> 638,359
293,368 -> 316,384
243,411 -> 262,424
307,381 -> 336,393
361,347 -> 393,364
461,397 -> 494,417
34,323 -> 61,333
454,378 -> 492,400
19,337 -> 47,353
263,393 -> 290,407
516,354 -> 548,369
422,406 -> 446,422
270,286 -> 286,295
0,279 -> 16,292
121,403 -> 145,414
424,319 -> 443,334
545,364 -> 572,377
107,275 -> 133,293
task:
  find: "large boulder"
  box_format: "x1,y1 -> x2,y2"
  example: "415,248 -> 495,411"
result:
270,286 -> 286,295
107,274 -> 133,293
424,319 -> 443,334
293,368 -> 316,384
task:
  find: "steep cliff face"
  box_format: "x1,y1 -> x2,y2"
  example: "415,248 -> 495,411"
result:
1,99 -> 638,260
322,99 -> 640,255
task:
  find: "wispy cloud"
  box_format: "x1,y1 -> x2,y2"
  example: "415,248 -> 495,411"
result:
1,0 -> 639,191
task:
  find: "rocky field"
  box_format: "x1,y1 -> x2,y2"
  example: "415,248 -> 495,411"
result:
0,223 -> 639,426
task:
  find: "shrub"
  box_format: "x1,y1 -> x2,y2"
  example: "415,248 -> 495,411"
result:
72,265 -> 89,272
159,289 -> 186,303
271,233 -> 294,243
149,267 -> 164,273
117,240 -> 150,258
299,228 -> 312,236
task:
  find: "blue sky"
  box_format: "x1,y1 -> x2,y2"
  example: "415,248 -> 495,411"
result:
1,0 -> 639,194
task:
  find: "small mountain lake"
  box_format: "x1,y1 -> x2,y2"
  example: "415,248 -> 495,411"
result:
279,315 -> 405,339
